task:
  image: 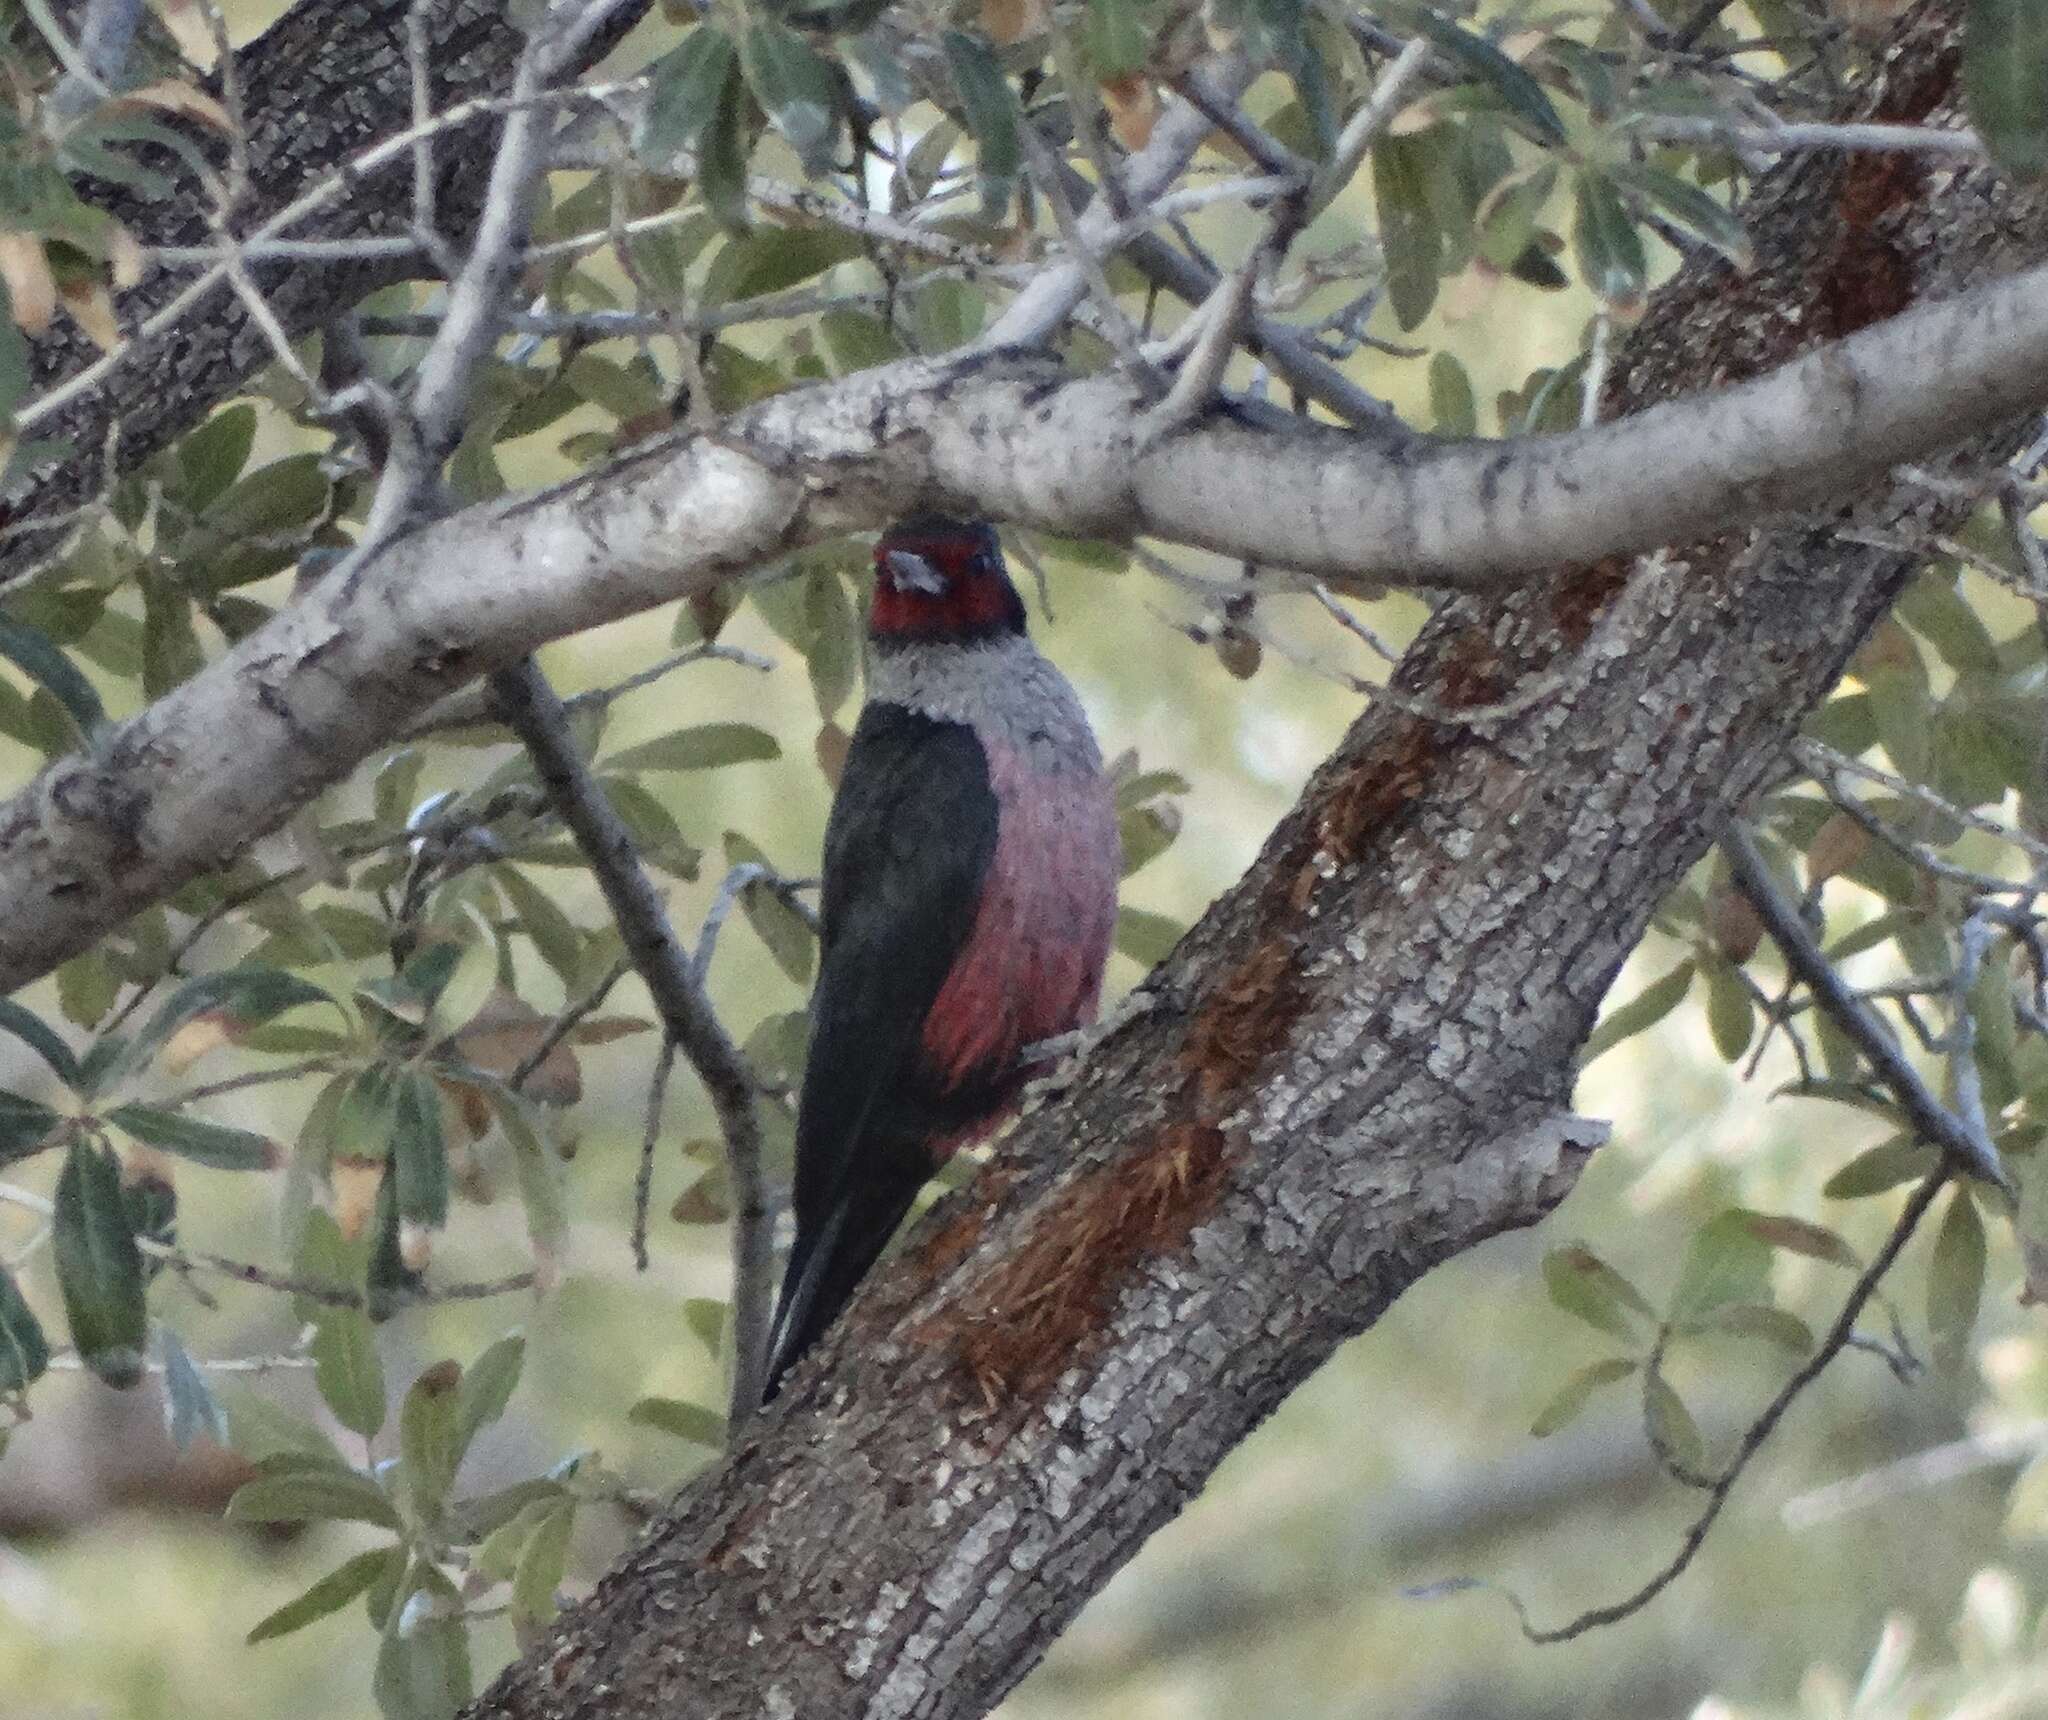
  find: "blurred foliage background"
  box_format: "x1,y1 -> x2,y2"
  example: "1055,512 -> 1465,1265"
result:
1,0 -> 2047,1717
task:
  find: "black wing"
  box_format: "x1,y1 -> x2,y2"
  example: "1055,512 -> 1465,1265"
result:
762,702 -> 998,1396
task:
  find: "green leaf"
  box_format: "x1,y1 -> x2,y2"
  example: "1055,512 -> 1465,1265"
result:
399,1359 -> 463,1522
499,1097 -> 567,1267
0,1089 -> 60,1168
804,568 -> 857,719
331,1065 -> 400,1166
1114,906 -> 1184,966
1672,1210 -> 1773,1325
1572,170 -> 1647,303
736,864 -> 815,984
1580,959 -> 1694,1063
742,20 -> 840,174
1477,163 -> 1557,270
494,865 -> 583,982
179,404 -> 258,512
462,1482 -> 565,1564
311,1307 -> 386,1439
109,1103 -> 275,1171
368,1162 -> 415,1323
52,1138 -> 148,1389
373,1587 -> 472,1720
1611,163 -> 1752,270
1529,1356 -> 1635,1436
201,453 -> 330,546
392,1071 -> 448,1228
628,1395 -> 728,1448
55,950 -> 118,1029
1084,0 -> 1149,78
0,281 -> 26,420
1541,1244 -> 1652,1339
944,30 -> 1022,219
1703,1302 -> 1814,1354
141,574 -> 204,698
1703,958 -> 1754,1063
157,1325 -> 229,1451
608,723 -> 780,773
1966,0 -> 2048,180
1929,1186 -> 1986,1373
224,1391 -> 350,1467
1373,133 -> 1441,330
683,1296 -> 727,1358
1741,1211 -> 1859,1269
598,776 -> 702,879
701,229 -> 865,309
511,1501 -> 576,1635
819,307 -> 904,374
639,27 -> 737,160
1428,351 -> 1476,437
0,616 -> 104,736
247,1546 -> 399,1645
699,57 -> 753,233
1898,569 -> 2002,672
124,1170 -> 175,1281
455,1334 -> 525,1462
0,1264 -> 48,1396
0,996 -> 78,1087
1118,799 -> 1180,878
125,966 -> 332,1078
561,351 -> 664,422
1410,11 -> 1566,145
1825,1137 -> 1938,1199
1643,1371 -> 1705,1474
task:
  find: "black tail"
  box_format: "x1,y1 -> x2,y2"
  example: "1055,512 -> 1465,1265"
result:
761,1168 -> 926,1402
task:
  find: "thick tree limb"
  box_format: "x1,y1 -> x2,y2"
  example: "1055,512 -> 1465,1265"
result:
426,9 -> 2036,1715
4,217 -> 2048,991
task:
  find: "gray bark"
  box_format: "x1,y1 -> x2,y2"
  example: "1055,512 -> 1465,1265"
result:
452,10 -> 2039,1717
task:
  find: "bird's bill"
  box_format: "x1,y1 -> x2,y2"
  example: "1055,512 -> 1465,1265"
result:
879,548 -> 947,594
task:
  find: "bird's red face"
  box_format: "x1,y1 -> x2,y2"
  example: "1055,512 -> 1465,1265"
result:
869,518 -> 1027,644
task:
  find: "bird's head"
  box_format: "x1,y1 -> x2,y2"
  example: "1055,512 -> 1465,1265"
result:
868,516 -> 1026,646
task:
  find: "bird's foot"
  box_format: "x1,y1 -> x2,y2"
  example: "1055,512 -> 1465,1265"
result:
1019,986 -> 1164,1103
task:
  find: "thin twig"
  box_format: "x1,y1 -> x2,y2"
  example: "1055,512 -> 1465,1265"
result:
489,660 -> 774,1418
509,956 -> 632,1092
633,1035 -> 678,1271
1512,1170 -> 1946,1642
1724,823 -> 2011,1193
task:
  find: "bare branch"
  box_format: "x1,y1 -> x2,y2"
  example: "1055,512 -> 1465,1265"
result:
488,661 -> 774,1419
1724,823 -> 2010,1192
1508,1171 -> 1948,1643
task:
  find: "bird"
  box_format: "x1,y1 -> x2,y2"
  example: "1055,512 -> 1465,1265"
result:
761,516 -> 1120,1401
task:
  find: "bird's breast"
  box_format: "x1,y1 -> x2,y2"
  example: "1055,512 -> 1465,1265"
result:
918,739 -> 1119,1107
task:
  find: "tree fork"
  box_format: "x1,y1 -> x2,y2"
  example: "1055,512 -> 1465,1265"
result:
462,9 -> 2037,1717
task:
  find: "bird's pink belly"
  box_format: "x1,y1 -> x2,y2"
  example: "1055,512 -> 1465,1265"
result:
921,745 -> 1117,1097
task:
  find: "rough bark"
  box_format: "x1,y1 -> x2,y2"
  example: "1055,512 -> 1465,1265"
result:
449,8 -> 2042,1717
0,0 -> 645,589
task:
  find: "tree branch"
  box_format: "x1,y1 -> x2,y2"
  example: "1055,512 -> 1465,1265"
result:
490,660 -> 774,1418
1724,822 -> 2010,1190
3,218 -> 2048,993
436,14 -> 2038,1711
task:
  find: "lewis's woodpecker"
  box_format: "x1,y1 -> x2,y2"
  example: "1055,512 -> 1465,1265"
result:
761,517 -> 1120,1399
